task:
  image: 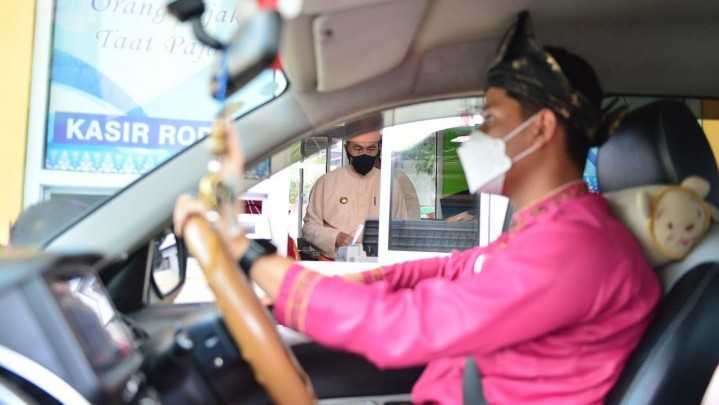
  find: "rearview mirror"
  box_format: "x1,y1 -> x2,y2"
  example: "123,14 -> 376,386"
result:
210,10 -> 282,99
167,1 -> 282,100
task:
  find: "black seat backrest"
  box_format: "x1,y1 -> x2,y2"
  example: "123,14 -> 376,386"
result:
606,263 -> 719,405
597,100 -> 719,206
598,100 -> 719,292
597,100 -> 719,404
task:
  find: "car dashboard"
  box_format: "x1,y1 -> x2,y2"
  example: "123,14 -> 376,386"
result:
0,253 -> 149,404
0,253 -> 423,405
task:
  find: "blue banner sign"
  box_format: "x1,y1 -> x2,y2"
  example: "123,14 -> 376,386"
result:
46,112 -> 211,174
53,112 -> 211,150
43,0 -> 278,175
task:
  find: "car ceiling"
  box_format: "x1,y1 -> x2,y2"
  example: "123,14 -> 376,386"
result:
271,0 -> 719,156
285,0 -> 719,101
47,0 -> 719,257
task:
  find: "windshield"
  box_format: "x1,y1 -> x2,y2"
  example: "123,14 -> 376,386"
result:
7,1 -> 286,249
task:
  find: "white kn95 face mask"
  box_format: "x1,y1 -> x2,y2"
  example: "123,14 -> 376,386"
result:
457,114 -> 538,195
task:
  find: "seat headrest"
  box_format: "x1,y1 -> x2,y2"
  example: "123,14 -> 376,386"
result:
597,100 -> 719,206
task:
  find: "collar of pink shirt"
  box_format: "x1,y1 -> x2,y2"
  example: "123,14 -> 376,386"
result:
509,180 -> 591,233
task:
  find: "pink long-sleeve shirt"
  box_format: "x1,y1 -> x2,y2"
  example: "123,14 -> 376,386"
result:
275,182 -> 661,404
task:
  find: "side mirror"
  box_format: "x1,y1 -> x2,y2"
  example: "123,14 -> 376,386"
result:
150,228 -> 188,300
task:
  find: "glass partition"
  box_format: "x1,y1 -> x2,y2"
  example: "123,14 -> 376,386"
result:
377,98 -> 511,263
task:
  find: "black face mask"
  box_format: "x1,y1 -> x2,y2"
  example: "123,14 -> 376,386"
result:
350,154 -> 376,176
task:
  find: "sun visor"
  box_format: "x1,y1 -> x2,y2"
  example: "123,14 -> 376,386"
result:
312,0 -> 427,92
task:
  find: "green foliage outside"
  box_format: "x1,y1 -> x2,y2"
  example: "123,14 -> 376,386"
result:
441,127 -> 470,197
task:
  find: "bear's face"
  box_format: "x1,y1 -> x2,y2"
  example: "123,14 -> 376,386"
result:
651,189 -> 711,260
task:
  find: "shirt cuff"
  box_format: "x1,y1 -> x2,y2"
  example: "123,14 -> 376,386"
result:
361,267 -> 386,284
273,263 -> 325,333
322,228 -> 342,258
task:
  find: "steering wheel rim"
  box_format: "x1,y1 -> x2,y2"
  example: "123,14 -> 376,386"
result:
183,215 -> 316,405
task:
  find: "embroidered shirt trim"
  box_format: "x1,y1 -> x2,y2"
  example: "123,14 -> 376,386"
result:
510,180 -> 590,232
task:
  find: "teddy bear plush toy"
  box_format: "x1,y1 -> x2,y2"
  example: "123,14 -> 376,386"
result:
604,175 -> 719,267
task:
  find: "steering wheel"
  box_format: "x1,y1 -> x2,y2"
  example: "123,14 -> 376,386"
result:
183,215 -> 316,405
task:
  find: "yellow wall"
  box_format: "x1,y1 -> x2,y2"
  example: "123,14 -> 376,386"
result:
704,120 -> 719,167
0,4 -> 35,245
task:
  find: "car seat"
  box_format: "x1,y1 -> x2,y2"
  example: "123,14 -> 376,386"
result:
597,100 -> 719,404
597,99 -> 719,292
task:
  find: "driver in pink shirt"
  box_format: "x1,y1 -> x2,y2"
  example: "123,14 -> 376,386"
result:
175,11 -> 660,405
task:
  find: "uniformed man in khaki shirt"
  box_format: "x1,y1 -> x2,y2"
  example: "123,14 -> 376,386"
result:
302,118 -> 419,259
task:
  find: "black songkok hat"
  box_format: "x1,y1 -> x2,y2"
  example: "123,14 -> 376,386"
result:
486,11 -> 605,144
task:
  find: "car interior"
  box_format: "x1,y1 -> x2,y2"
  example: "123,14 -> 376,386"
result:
458,99 -> 719,405
2,0 -> 719,404
598,100 -> 719,405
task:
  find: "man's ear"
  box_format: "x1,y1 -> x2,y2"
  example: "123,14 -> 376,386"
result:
534,108 -> 559,148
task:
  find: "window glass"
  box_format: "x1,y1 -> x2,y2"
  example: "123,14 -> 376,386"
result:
382,118 -> 481,255
375,97 -> 519,262
17,0 -> 287,249
288,136 -> 343,259
168,96 -> 719,303
44,1 -> 285,176
296,138 -> 330,241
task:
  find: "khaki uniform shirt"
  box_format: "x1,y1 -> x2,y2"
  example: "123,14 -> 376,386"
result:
302,165 -> 415,257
